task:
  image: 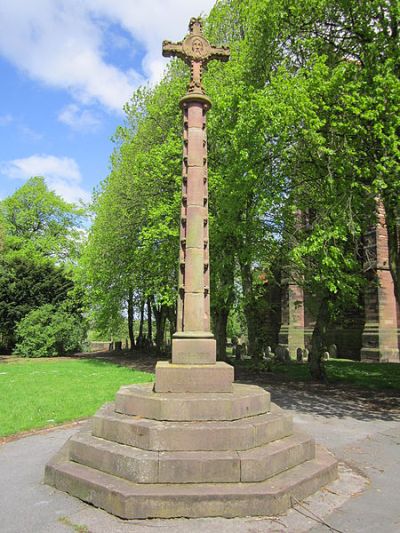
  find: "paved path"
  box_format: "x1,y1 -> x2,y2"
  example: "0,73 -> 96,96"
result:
1,383 -> 399,533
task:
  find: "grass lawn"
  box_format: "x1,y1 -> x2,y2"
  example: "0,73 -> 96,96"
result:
0,357 -> 154,438
261,359 -> 400,390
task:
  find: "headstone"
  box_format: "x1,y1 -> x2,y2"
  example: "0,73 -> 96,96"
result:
275,344 -> 290,363
322,350 -> 330,361
328,344 -> 337,358
304,347 -> 310,362
263,346 -> 273,360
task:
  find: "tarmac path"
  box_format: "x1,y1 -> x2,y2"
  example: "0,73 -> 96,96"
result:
1,366 -> 399,533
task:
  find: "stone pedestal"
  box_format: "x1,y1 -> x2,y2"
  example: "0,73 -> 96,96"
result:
154,361 -> 233,393
45,383 -> 337,518
361,199 -> 399,362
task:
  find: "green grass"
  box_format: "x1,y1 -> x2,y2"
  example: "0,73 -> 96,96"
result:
0,358 -> 154,438
265,359 -> 400,390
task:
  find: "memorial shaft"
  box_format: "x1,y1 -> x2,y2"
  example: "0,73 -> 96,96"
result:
178,98 -> 211,335
162,18 -> 229,364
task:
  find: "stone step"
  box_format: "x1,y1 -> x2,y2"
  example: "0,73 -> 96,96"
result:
239,432 -> 315,482
45,445 -> 338,518
69,430 -> 159,484
69,427 -> 314,484
115,382 -> 270,421
92,402 -> 293,451
69,430 -> 240,483
154,361 -> 234,393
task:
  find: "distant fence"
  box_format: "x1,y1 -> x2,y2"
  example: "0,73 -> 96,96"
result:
88,341 -> 112,352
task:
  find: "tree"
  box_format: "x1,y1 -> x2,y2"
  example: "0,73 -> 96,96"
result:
205,0 -> 398,373
0,176 -> 85,263
14,304 -> 86,357
81,68 -> 185,348
0,179 -> 86,352
0,256 -> 74,352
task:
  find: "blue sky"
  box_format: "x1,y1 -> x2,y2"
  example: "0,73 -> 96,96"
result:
0,0 -> 215,204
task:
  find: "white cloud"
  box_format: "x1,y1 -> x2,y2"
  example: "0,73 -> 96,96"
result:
58,104 -> 101,132
85,0 -> 217,84
0,114 -> 13,126
1,154 -> 90,204
0,0 -> 216,113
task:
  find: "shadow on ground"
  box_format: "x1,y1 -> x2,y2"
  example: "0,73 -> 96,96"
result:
87,351 -> 400,423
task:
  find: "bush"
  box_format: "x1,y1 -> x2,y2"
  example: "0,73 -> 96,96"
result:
13,304 -> 86,357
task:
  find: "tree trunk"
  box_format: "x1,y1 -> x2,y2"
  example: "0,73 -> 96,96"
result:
167,306 -> 176,341
239,260 -> 258,358
146,298 -> 153,346
154,305 -> 167,355
137,299 -> 145,348
212,244 -> 235,361
127,288 -> 135,350
309,297 -> 330,382
215,306 -> 229,361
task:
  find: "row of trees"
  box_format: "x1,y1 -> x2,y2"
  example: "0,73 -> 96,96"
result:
1,1 -> 398,375
82,0 -> 399,371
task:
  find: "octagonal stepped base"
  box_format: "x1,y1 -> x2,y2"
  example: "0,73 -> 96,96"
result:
45,444 -> 337,519
45,382 -> 338,518
92,402 -> 293,451
68,427 -> 315,484
115,383 -> 270,421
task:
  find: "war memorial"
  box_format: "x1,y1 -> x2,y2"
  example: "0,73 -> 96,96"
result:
45,18 -> 338,519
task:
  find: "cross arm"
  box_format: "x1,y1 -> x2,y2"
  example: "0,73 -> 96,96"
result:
162,40 -> 186,61
208,46 -> 230,64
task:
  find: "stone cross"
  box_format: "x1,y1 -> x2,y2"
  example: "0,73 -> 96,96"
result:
156,18 -> 230,374
162,17 -> 229,96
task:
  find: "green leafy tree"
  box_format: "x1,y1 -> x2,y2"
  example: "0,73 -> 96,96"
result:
205,0 -> 398,377
0,256 -> 74,352
81,68 -> 186,351
0,176 -> 85,263
13,304 -> 86,357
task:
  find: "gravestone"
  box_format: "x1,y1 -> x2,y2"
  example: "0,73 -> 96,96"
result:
296,347 -> 304,363
304,347 -> 310,362
322,350 -> 330,361
328,343 -> 338,358
264,345 -> 273,359
275,344 -> 290,363
45,18 -> 337,518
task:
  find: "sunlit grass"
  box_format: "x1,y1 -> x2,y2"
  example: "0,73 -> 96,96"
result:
0,358 -> 154,438
235,358 -> 400,390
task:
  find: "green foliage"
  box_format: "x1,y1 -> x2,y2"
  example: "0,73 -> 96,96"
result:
0,256 -> 74,352
0,176 -> 85,263
79,0 -> 399,363
0,177 -> 87,353
81,66 -> 186,337
13,304 -> 87,357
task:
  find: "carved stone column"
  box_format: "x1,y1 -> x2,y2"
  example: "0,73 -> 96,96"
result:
171,94 -> 216,364
154,17 -> 233,391
361,199 -> 400,362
